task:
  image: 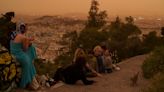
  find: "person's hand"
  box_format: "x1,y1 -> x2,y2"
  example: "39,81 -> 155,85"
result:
28,36 -> 34,47
96,73 -> 103,77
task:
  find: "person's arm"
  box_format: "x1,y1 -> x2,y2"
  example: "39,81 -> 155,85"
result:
22,37 -> 32,51
86,63 -> 102,77
28,36 -> 35,41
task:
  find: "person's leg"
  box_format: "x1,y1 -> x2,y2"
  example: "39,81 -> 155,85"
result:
17,54 -> 37,89
64,76 -> 76,84
17,56 -> 31,88
97,56 -> 105,73
79,72 -> 94,85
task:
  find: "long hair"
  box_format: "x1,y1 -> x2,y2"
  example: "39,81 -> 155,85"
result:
73,48 -> 86,62
75,57 -> 87,68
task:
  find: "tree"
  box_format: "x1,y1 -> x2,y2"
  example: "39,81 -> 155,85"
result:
97,10 -> 108,27
77,28 -> 109,51
161,27 -> 164,36
86,0 -> 108,28
142,31 -> 160,52
108,16 -> 142,60
123,16 -> 141,37
125,16 -> 134,24
109,16 -> 124,41
0,12 -> 16,50
60,31 -> 78,53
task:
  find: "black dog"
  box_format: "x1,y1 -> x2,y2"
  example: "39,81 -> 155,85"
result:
53,57 -> 94,85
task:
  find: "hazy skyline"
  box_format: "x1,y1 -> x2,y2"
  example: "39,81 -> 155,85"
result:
1,0 -> 164,17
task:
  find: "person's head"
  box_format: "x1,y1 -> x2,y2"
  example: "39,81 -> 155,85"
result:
93,45 -> 103,56
73,48 -> 86,62
76,48 -> 86,58
101,45 -> 107,52
18,23 -> 26,34
104,50 -> 110,56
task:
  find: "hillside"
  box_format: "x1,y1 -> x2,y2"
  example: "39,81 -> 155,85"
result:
42,54 -> 149,92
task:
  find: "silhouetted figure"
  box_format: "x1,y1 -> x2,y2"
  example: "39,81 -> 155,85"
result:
0,12 -> 16,51
53,57 -> 94,85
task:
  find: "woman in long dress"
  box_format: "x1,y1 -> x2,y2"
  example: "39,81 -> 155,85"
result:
10,23 -> 39,89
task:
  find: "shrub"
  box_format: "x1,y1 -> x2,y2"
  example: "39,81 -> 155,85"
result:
142,31 -> 161,53
142,46 -> 164,79
0,12 -> 16,50
34,59 -> 59,77
108,16 -> 142,60
143,73 -> 164,92
54,53 -> 73,68
77,27 -> 109,51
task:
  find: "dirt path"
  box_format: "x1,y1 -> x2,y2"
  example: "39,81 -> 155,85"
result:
41,54 -> 149,92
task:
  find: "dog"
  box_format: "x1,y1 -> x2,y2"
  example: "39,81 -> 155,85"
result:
130,71 -> 139,86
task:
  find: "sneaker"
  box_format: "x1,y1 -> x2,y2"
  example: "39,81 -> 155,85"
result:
106,68 -> 113,73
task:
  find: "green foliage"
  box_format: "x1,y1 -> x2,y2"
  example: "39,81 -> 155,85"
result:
54,53 -> 73,68
143,73 -> 164,92
142,31 -> 161,52
109,16 -> 141,41
108,16 -> 142,60
161,27 -> 164,36
77,27 -> 109,51
86,0 -> 108,28
67,31 -> 79,53
125,36 -> 143,57
125,16 -> 134,24
0,12 -> 16,50
142,46 -> 164,79
34,59 -> 59,77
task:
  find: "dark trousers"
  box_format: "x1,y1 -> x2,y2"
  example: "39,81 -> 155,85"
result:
96,56 -> 105,73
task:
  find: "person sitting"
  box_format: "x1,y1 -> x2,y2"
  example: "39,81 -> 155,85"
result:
103,49 -> 113,73
73,47 -> 102,77
10,23 -> 39,90
93,45 -> 105,73
53,57 -> 95,85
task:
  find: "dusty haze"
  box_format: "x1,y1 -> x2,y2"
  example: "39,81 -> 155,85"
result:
0,0 -> 164,17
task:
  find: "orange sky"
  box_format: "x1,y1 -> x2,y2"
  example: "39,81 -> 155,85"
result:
0,0 -> 164,17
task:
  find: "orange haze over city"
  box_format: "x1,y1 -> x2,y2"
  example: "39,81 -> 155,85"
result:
0,0 -> 164,17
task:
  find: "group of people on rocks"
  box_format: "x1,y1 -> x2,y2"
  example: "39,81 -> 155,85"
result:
53,44 -> 120,86
8,20 -> 119,91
